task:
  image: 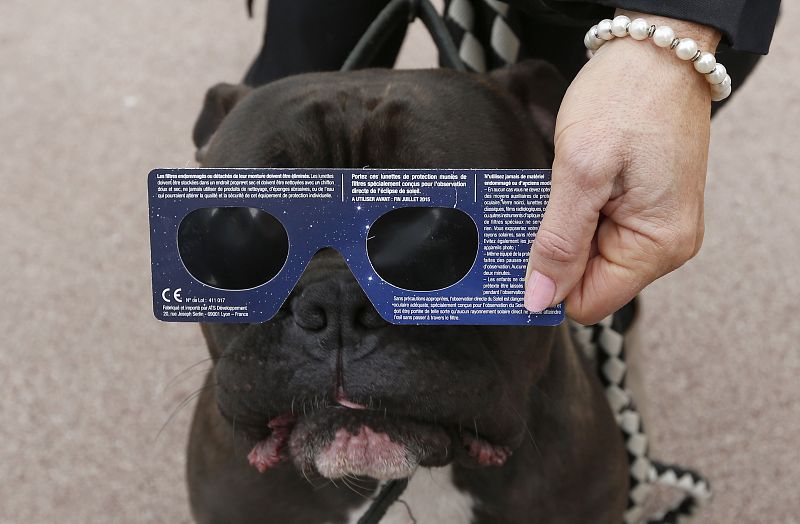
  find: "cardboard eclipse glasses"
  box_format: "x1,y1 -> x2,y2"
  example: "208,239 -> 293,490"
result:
148,168 -> 563,326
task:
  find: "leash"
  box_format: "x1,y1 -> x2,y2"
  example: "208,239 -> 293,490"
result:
446,2 -> 714,521
341,0 -> 465,72
357,478 -> 410,524
343,4 -> 463,521
341,2 -> 711,522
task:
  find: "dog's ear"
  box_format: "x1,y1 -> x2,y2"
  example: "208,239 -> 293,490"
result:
489,59 -> 567,153
193,83 -> 252,163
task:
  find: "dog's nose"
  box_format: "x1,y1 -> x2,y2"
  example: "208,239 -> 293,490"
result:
290,279 -> 386,333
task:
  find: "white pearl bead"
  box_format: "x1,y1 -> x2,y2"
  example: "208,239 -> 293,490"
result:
711,81 -> 732,101
675,38 -> 699,60
611,15 -> 630,37
707,63 -> 727,84
693,52 -> 716,74
652,26 -> 675,48
597,19 -> 614,40
628,18 -> 650,40
584,26 -> 603,50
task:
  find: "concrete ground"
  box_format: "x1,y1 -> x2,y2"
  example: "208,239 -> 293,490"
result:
0,1 -> 797,522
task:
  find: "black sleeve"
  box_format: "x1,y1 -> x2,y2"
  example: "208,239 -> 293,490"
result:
243,0 -> 407,87
509,0 -> 780,54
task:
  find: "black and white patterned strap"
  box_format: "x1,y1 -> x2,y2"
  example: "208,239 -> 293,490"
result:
569,302 -> 712,524
444,0 -> 524,72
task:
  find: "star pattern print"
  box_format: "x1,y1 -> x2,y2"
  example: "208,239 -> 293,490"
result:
148,168 -> 560,326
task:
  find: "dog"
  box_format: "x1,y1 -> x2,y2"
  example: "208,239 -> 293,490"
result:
186,60 -> 628,524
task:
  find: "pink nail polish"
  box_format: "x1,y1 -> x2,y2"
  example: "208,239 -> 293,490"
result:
524,271 -> 556,313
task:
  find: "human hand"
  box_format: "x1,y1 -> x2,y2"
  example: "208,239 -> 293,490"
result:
524,11 -> 722,324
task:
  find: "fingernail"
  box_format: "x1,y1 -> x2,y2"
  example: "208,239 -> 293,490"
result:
524,271 -> 556,313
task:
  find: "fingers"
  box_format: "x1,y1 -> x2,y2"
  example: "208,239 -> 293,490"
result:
565,248 -> 646,326
564,216 -> 703,324
524,154 -> 610,313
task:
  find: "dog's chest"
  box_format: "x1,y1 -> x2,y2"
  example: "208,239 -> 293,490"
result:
342,466 -> 475,524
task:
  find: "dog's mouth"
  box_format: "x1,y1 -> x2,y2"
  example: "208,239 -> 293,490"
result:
238,400 -> 512,480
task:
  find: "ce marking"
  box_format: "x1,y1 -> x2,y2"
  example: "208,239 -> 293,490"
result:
162,288 -> 183,303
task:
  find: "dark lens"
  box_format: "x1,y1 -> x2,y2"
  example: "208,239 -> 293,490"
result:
178,207 -> 289,290
367,207 -> 478,291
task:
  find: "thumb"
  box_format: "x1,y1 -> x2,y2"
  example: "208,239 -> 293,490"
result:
524,162 -> 606,313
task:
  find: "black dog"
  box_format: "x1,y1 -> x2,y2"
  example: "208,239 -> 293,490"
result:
186,61 -> 628,523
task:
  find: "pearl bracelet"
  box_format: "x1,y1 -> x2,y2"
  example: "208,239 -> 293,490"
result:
584,16 -> 732,102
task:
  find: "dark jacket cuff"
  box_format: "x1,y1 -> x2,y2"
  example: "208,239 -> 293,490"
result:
514,0 -> 780,54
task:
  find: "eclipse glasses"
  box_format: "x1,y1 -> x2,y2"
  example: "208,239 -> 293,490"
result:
148,168 -> 563,326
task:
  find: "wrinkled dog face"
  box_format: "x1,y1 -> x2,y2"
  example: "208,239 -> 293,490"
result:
195,63 -> 565,480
